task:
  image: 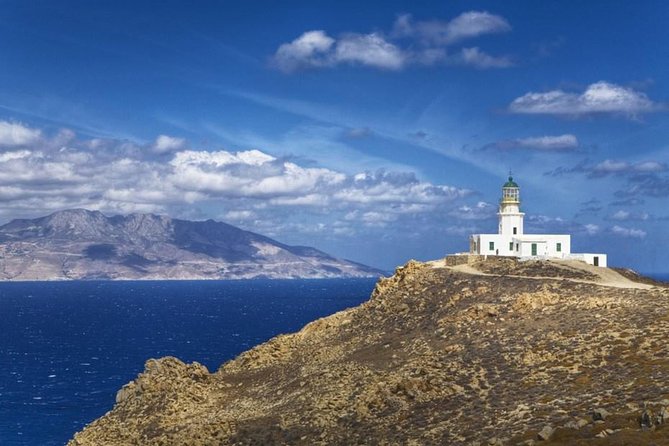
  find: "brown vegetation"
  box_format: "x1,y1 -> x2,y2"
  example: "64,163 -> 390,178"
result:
69,259 -> 669,445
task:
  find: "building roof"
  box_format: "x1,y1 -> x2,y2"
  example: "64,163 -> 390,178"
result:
503,176 -> 519,188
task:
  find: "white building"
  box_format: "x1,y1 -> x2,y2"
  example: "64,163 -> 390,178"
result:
469,176 -> 607,267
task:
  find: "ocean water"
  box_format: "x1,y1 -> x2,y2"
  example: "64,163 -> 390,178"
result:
649,273 -> 669,282
0,279 -> 377,446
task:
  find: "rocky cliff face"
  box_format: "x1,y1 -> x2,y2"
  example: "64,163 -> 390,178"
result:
68,258 -> 669,445
0,209 -> 382,280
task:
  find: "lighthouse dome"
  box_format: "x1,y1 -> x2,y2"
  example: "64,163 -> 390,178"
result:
501,176 -> 520,204
503,176 -> 519,188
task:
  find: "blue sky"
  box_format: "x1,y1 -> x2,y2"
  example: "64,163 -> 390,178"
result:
0,1 -> 668,272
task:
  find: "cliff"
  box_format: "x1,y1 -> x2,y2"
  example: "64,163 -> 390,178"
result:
69,258 -> 669,445
0,209 -> 382,280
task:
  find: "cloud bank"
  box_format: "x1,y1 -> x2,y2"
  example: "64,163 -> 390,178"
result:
272,11 -> 513,72
509,81 -> 660,117
0,121 -> 42,147
0,121 -> 472,237
393,11 -> 511,45
486,134 -> 579,152
610,225 -> 647,238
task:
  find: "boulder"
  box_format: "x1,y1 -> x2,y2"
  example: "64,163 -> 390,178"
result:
592,408 -> 610,421
537,425 -> 554,441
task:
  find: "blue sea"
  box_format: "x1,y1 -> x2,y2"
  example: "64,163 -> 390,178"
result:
0,279 -> 377,446
650,273 -> 669,282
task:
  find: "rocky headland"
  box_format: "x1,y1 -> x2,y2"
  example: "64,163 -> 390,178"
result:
69,257 -> 669,445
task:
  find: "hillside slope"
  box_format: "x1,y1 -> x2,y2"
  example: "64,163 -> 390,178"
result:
0,209 -> 382,280
69,258 -> 669,445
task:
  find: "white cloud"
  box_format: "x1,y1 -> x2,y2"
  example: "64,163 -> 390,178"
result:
153,135 -> 187,154
0,123 -> 479,242
172,149 -> 275,168
593,160 -> 629,174
170,151 -> 345,197
334,33 -> 405,70
333,170 -> 470,205
608,210 -> 649,221
633,161 -> 667,172
272,30 -> 336,72
592,159 -> 667,176
394,11 -> 511,45
610,210 -> 630,221
458,47 -> 513,68
546,158 -> 668,179
516,134 -> 578,151
273,31 -> 405,72
0,150 -> 32,162
610,225 -> 647,238
0,121 -> 41,147
439,11 -> 511,44
272,11 -> 512,73
509,81 -> 659,117
224,210 -> 256,221
361,211 -> 397,226
449,201 -> 495,220
584,224 -> 600,235
487,134 -> 578,152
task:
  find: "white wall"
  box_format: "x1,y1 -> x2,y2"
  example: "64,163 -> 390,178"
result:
518,239 -> 547,257
517,235 -> 570,257
567,253 -> 608,267
471,233 -> 571,258
499,213 -> 524,236
471,234 -> 520,256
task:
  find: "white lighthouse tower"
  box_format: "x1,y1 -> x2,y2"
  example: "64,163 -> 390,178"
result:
469,175 -> 607,266
498,176 -> 524,237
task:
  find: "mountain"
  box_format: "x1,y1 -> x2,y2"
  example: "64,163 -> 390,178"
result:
69,257 -> 669,445
0,209 -> 382,280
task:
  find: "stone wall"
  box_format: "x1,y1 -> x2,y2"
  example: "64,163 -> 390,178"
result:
444,254 -> 483,266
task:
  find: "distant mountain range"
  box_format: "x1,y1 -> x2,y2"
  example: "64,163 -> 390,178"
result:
0,209 -> 383,280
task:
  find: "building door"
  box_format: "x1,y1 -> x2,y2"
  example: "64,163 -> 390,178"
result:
594,256 -> 599,267
531,243 -> 537,256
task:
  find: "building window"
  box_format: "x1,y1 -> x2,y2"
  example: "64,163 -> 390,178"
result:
557,242 -> 562,252
513,227 -> 517,235
516,243 -> 519,251
509,242 -> 513,251
489,241 -> 494,251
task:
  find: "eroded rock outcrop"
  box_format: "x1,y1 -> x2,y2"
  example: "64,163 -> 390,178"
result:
69,259 -> 669,445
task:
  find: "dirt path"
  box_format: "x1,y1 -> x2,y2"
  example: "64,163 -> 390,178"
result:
428,259 -> 654,290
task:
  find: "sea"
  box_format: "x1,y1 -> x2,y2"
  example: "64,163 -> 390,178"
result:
0,279 -> 377,446
650,273 -> 669,282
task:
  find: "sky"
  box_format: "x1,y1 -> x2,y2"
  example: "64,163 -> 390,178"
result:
0,1 -> 668,272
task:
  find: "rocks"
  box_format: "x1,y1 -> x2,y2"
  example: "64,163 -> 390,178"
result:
595,428 -> 616,438
563,418 -> 589,430
536,425 -> 554,441
639,405 -> 669,427
371,260 -> 426,300
115,382 -> 137,404
592,407 -> 610,421
68,260 -> 669,446
640,407 -> 654,428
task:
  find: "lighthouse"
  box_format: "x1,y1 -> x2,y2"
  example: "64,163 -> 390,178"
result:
498,176 -> 525,237
469,176 -> 607,266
